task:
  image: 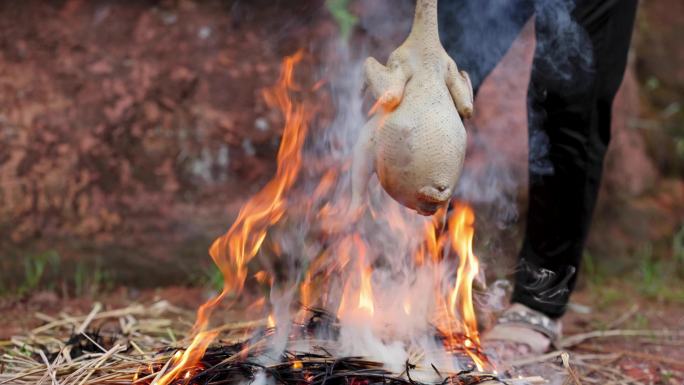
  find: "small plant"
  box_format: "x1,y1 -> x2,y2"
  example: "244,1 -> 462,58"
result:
18,250 -> 61,296
326,0 -> 358,41
582,251 -> 605,287
74,262 -> 86,297
206,265 -> 224,294
634,242 -> 684,302
595,286 -> 622,308
0,250 -> 118,298
673,224 -> 684,275
189,263 -> 224,294
637,243 -> 663,297
73,260 -> 114,297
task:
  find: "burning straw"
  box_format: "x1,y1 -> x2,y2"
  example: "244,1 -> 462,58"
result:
2,300 -> 682,385
0,301 -> 505,385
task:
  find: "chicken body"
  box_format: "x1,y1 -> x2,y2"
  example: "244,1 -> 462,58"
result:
351,0 -> 473,216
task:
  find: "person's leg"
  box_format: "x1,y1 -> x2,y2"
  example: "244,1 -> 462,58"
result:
512,0 -> 638,318
438,0 -> 534,93
438,0 -> 533,229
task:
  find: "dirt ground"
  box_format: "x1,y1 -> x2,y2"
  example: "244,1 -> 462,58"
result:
0,0 -> 336,288
563,288 -> 684,383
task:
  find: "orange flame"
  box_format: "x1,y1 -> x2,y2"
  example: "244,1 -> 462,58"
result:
299,271 -> 313,309
355,237 -> 374,316
358,265 -> 375,316
447,202 -> 485,370
154,51 -> 309,385
335,235 -> 376,319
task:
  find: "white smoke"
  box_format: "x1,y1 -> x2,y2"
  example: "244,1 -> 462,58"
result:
252,40 -> 475,372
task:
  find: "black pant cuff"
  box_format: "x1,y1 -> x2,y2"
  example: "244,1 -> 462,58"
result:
510,289 -> 567,319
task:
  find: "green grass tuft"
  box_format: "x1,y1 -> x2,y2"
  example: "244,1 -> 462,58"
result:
326,0 -> 358,41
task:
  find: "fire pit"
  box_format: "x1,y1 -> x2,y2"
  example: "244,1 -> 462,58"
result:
132,307 -> 502,385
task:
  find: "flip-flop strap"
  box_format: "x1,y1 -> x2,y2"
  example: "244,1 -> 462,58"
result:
496,307 -> 560,343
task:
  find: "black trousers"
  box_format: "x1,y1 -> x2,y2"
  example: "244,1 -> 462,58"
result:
440,0 -> 638,318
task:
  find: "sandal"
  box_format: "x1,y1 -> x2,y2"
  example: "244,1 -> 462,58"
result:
483,303 -> 562,362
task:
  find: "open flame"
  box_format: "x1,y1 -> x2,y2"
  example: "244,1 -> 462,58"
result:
154,51 -> 309,385
447,203 -> 486,370
151,52 -> 490,384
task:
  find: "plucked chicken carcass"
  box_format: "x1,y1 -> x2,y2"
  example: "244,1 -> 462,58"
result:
351,0 -> 473,216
